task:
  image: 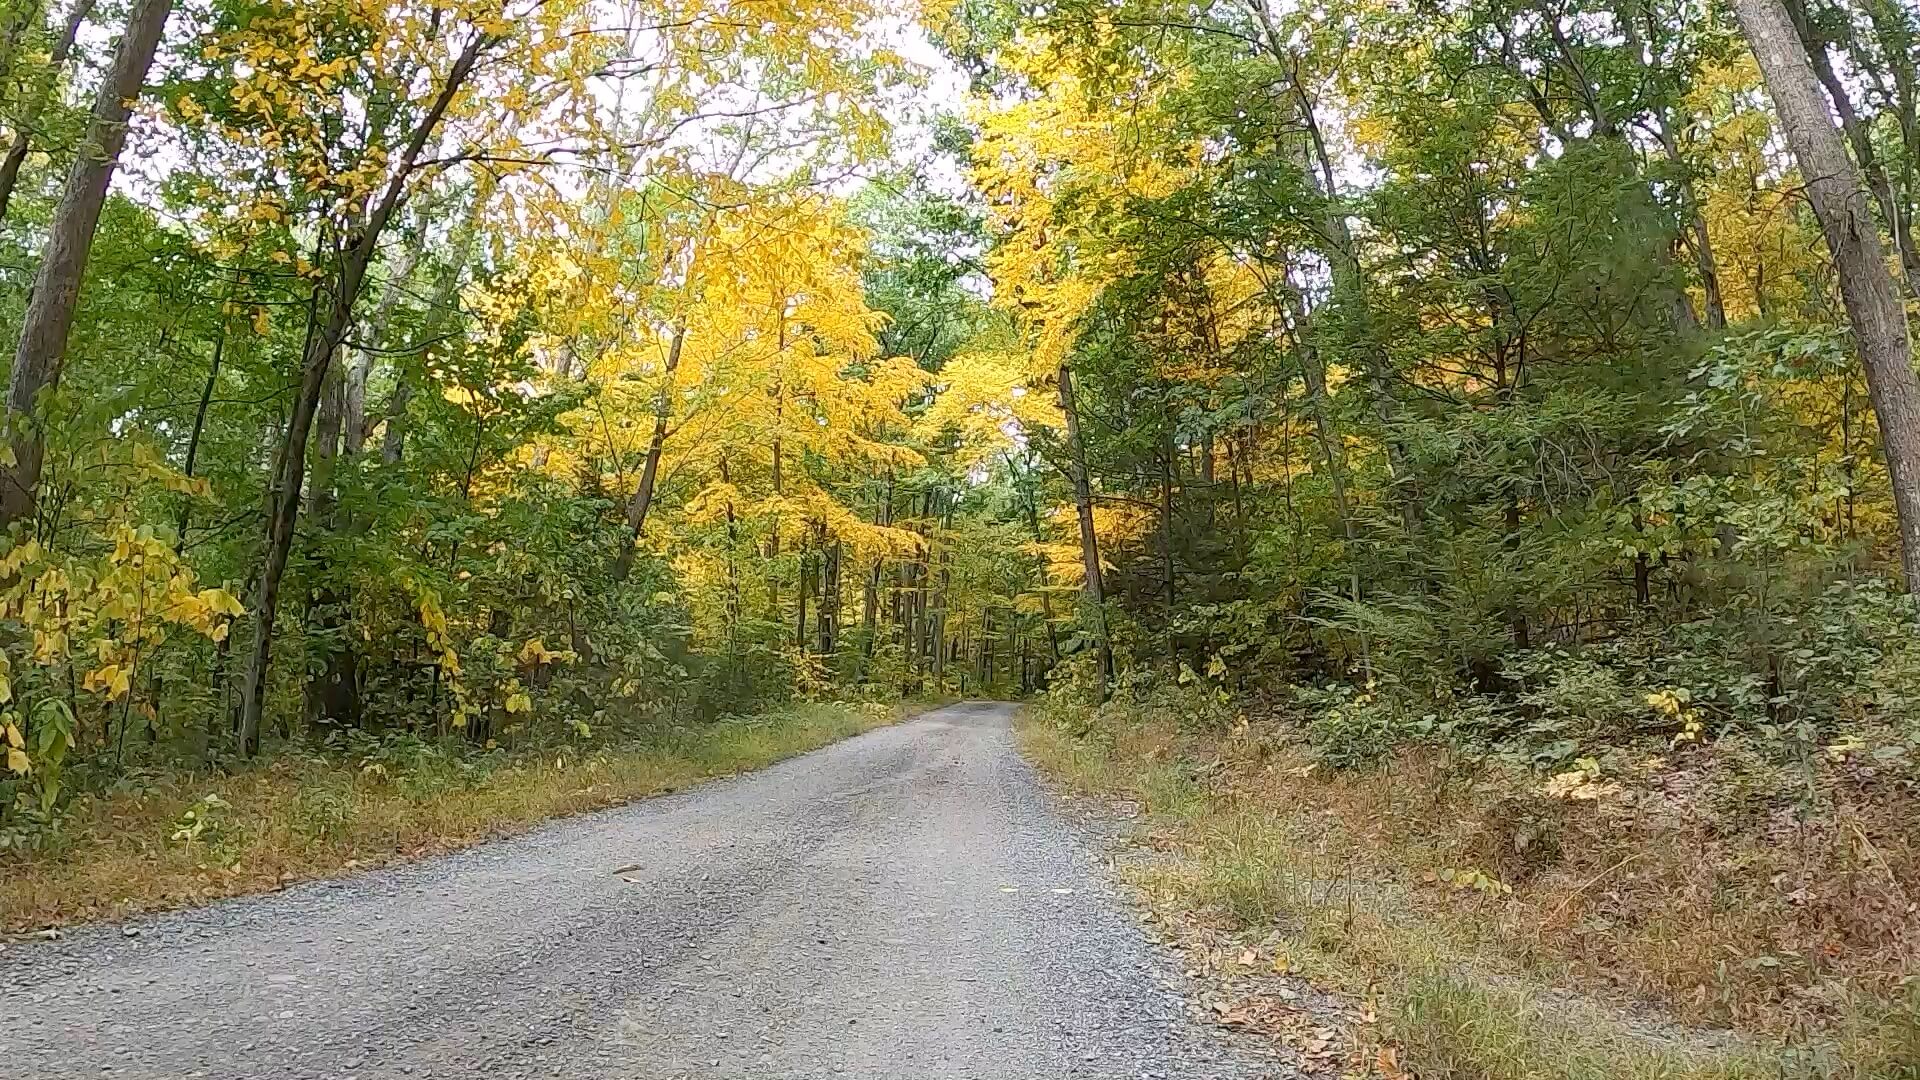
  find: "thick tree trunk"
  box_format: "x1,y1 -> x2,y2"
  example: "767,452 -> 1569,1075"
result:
306,359 -> 345,518
1057,362 -> 1113,695
0,0 -> 172,529
0,0 -> 97,224
1735,0 -> 1920,597
613,322 -> 686,580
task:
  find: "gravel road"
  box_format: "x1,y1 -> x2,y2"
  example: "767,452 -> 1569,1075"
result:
0,702 -> 1282,1080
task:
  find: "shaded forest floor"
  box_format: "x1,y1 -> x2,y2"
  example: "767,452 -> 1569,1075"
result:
0,701 -> 902,933
1017,701 -> 1920,1080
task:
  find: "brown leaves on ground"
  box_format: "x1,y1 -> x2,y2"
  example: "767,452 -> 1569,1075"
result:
1151,906 -> 1401,1079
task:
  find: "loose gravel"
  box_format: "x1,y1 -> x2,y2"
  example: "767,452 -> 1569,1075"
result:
0,702 -> 1286,1079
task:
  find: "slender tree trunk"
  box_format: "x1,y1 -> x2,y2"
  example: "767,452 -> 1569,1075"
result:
819,534 -> 840,659
175,297 -> 230,550
236,33 -> 489,753
379,220 -> 475,466
719,456 -> 742,626
1017,463 -> 1063,667
613,322 -> 686,580
1297,335 -> 1365,608
1161,432 -> 1176,616
794,531 -> 811,654
1246,0 -> 1418,532
861,475 -> 889,661
0,0 -> 97,223
1735,0 -> 1920,597
0,0 -> 172,529
1057,362 -> 1113,695
344,246 -> 417,458
1784,0 -> 1920,298
1617,0 -> 1729,328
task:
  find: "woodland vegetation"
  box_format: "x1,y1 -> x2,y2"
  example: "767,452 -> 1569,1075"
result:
0,0 -> 1918,1070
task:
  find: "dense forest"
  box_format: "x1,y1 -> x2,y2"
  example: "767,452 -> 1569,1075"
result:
1,0 -> 1918,1069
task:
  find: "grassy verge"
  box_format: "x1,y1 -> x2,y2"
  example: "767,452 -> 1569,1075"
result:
1,700 -> 900,932
1017,701 -> 1918,1080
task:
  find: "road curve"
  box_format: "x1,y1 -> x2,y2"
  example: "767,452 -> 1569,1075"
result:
0,702 -> 1279,1080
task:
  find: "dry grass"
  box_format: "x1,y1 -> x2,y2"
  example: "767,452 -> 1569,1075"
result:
1017,702 -> 1920,1080
1,701 -> 899,932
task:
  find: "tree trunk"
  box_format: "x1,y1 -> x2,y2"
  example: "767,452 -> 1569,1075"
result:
794,533 -> 811,654
344,246 -> 416,458
1161,433 -> 1176,617
1058,362 -> 1113,695
1246,0 -> 1419,531
1296,331 -> 1366,617
236,32 -> 489,753
1616,0 -> 1728,328
719,456 -> 742,626
301,355 -> 358,728
1785,0 -> 1920,298
819,533 -> 840,659
0,0 -> 172,529
1734,0 -> 1920,597
613,322 -> 686,580
0,0 -> 98,223
175,298 -> 230,550
861,474 -> 890,661
379,221 -> 475,465
1017,462 -> 1062,667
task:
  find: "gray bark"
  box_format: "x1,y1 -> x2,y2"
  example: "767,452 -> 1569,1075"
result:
0,0 -> 172,528
1735,0 -> 1920,596
0,0 -> 98,223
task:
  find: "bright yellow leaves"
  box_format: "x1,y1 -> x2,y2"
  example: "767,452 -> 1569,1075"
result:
971,53 -> 1196,376
914,348 -> 1064,466
0,520 -> 240,780
517,638 -> 573,666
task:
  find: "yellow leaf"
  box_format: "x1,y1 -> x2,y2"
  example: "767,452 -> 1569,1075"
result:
4,723 -> 21,749
7,747 -> 27,774
199,587 -> 246,617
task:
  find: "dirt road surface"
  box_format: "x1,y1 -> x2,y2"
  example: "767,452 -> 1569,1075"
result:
0,702 -> 1280,1079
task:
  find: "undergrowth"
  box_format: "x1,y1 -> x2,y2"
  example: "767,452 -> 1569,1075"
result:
1019,688 -> 1920,1080
0,700 -> 898,931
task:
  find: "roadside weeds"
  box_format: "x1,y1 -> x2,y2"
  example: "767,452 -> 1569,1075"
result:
1016,709 -> 1919,1080
1,700 -> 904,933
